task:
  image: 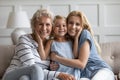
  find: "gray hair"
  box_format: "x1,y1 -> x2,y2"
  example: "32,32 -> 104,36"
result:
31,8 -> 54,33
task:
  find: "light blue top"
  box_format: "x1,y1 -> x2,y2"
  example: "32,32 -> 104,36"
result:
78,29 -> 112,79
51,40 -> 81,80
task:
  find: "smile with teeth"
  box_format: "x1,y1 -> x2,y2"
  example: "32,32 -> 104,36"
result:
40,31 -> 48,34
59,30 -> 65,33
70,30 -> 75,33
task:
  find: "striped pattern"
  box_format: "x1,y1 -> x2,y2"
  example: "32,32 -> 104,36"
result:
5,34 -> 59,80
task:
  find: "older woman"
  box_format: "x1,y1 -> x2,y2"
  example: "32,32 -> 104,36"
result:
2,8 -> 75,80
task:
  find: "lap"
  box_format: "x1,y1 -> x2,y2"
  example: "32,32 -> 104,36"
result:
91,68 -> 115,80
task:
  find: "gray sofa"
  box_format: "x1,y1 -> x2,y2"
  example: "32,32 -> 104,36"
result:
0,42 -> 120,80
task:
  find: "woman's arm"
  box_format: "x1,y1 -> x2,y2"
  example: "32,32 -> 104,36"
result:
51,40 -> 90,69
73,28 -> 82,58
16,36 -> 35,66
73,37 -> 78,58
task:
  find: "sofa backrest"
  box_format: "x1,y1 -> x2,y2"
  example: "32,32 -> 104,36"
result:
0,42 -> 120,78
0,45 -> 15,78
100,42 -> 120,75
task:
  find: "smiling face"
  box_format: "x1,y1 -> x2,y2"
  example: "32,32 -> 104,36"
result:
35,16 -> 52,39
67,16 -> 82,37
53,18 -> 67,37
31,9 -> 54,40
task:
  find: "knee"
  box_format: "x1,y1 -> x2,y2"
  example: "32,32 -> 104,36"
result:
91,68 -> 115,80
19,75 -> 30,80
30,64 -> 44,79
31,64 -> 43,71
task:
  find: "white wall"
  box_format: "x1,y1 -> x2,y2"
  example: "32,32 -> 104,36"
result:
0,0 -> 120,45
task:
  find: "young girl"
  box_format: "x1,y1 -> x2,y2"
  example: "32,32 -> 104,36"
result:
45,15 -> 81,80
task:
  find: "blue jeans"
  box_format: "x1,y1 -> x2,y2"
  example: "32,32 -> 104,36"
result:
19,75 -> 30,80
3,64 -> 44,80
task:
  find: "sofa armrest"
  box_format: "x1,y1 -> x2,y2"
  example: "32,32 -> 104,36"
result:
118,72 -> 120,80
115,75 -> 117,80
0,45 -> 15,78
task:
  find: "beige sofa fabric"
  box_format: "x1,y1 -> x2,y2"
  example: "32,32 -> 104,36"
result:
0,42 -> 120,80
100,42 -> 120,75
0,45 -> 15,78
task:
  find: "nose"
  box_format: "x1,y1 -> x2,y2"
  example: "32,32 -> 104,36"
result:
58,25 -> 64,30
60,25 -> 63,29
42,24 -> 46,30
72,24 -> 76,29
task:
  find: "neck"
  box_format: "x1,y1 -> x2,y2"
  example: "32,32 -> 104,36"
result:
54,36 -> 67,42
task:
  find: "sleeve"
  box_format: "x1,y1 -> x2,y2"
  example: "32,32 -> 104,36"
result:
50,41 -> 58,54
15,35 -> 35,66
78,30 -> 92,49
43,69 -> 60,80
51,41 -> 55,52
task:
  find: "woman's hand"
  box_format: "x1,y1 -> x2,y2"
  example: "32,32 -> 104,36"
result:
34,30 -> 42,43
75,28 -> 82,39
57,72 -> 75,80
50,61 -> 59,71
34,30 -> 46,60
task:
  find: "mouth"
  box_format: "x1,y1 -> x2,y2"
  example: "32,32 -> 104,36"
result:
40,30 -> 48,34
40,31 -> 50,37
69,30 -> 76,33
59,30 -> 65,32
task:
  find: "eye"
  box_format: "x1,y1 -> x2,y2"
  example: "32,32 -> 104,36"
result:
55,23 -> 60,27
63,24 -> 66,27
56,25 -> 60,27
38,22 -> 42,26
46,23 -> 51,26
68,21 -> 73,25
76,23 -> 80,26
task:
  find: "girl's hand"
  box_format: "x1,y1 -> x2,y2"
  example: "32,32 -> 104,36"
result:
57,73 -> 75,80
50,61 -> 59,71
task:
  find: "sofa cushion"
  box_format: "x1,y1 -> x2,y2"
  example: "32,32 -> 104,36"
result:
0,45 -> 15,78
100,42 -> 120,75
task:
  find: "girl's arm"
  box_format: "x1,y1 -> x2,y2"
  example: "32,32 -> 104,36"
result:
51,40 -> 90,69
44,40 -> 53,59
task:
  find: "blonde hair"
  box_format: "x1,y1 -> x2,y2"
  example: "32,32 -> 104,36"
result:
31,8 -> 54,33
51,15 -> 67,38
53,15 -> 66,26
66,11 -> 101,54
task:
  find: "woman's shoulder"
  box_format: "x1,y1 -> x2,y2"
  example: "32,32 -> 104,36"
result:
18,34 -> 34,44
79,29 -> 92,44
80,29 -> 91,39
81,29 -> 91,36
19,34 -> 32,40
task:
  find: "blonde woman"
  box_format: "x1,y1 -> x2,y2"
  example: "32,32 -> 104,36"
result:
50,11 -> 115,80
